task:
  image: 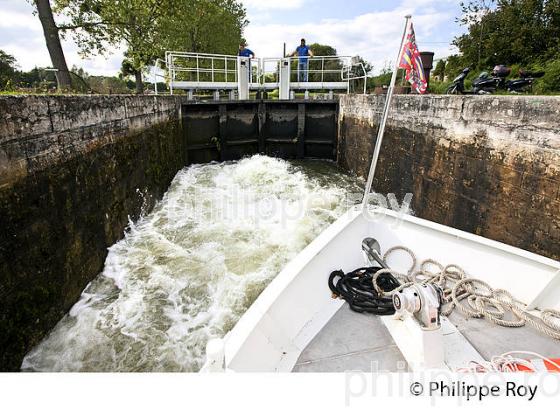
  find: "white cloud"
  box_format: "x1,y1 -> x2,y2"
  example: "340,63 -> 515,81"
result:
241,0 -> 305,11
0,0 -> 457,78
0,9 -> 41,29
245,7 -> 453,74
0,0 -> 123,75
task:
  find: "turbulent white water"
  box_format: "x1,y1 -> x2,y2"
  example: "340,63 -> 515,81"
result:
21,155 -> 362,372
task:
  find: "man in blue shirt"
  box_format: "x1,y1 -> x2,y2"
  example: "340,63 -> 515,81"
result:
239,41 -> 255,82
238,41 -> 255,59
291,38 -> 314,82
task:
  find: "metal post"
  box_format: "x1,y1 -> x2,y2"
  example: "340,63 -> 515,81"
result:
279,58 -> 291,100
361,15 -> 411,210
363,64 -> 368,95
169,55 -> 174,95
237,57 -> 250,100
154,67 -> 158,95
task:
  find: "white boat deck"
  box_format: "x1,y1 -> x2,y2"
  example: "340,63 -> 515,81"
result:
448,311 -> 560,359
293,304 -> 407,372
216,208 -> 560,373
293,303 -> 560,372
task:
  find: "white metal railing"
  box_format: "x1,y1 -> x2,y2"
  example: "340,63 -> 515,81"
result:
162,51 -> 369,98
258,58 -> 281,90
343,56 -> 370,94
165,51 -> 239,94
249,57 -> 261,87
287,55 -> 351,86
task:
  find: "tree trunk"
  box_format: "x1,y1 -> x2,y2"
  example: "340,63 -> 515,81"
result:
134,70 -> 144,94
35,0 -> 72,90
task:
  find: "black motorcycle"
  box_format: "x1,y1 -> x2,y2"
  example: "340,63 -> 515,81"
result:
505,69 -> 545,93
447,65 -> 544,95
445,67 -> 472,94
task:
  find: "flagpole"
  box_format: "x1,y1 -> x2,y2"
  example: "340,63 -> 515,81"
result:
361,15 -> 412,211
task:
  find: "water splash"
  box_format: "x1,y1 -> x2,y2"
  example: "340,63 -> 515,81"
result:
22,155 -> 361,372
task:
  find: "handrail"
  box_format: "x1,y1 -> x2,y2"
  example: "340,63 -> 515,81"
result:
162,52 -> 369,96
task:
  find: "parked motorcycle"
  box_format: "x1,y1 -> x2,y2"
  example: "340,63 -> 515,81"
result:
472,65 -> 511,94
445,67 -> 472,95
505,69 -> 545,93
446,65 -> 544,95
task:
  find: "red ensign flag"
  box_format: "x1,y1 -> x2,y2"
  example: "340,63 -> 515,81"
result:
398,23 -> 427,94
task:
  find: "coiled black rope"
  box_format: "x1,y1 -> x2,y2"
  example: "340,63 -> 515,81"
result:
328,267 -> 400,315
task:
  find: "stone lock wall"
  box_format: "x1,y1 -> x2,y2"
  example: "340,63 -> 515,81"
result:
0,95 -> 186,371
2,93 -> 560,371
338,94 -> 560,261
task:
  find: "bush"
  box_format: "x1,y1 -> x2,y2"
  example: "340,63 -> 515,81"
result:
429,80 -> 451,94
534,59 -> 560,94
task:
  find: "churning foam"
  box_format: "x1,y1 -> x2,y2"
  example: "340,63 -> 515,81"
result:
21,155 -> 361,372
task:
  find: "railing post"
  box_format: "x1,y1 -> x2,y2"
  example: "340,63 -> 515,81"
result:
237,57 -> 250,100
170,55 -> 174,95
279,58 -> 291,100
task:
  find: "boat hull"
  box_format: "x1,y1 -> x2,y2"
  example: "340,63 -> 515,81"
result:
211,207 -> 560,372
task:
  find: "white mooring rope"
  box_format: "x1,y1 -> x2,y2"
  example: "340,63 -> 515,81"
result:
372,247 -> 560,340
457,351 -> 560,373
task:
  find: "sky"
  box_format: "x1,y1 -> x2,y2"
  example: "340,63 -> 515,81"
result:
0,0 -> 465,76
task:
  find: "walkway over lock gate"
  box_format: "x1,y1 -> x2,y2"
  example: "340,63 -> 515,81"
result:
154,52 -> 369,100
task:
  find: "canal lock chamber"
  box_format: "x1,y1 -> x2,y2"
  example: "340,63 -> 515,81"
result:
1,94 -> 559,371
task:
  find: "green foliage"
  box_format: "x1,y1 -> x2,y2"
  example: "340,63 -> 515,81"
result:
87,75 -> 131,94
442,0 -> 560,93
0,52 -> 141,94
443,55 -> 465,80
534,59 -> 560,94
428,80 -> 451,95
432,59 -> 446,80
0,50 -> 18,90
308,44 -> 337,56
367,64 -> 406,89
164,0 -> 247,54
455,0 -> 560,68
55,0 -> 247,74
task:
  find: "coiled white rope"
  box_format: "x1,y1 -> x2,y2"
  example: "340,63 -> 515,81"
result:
372,246 -> 560,340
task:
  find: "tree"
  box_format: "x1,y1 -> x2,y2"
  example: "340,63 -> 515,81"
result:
163,0 -> 247,53
308,44 -> 337,57
120,57 -> 145,94
444,55 -> 465,79
34,0 -> 72,90
304,43 -> 341,82
56,0 -> 247,93
0,50 -> 18,89
454,0 -> 560,68
432,59 -> 446,81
